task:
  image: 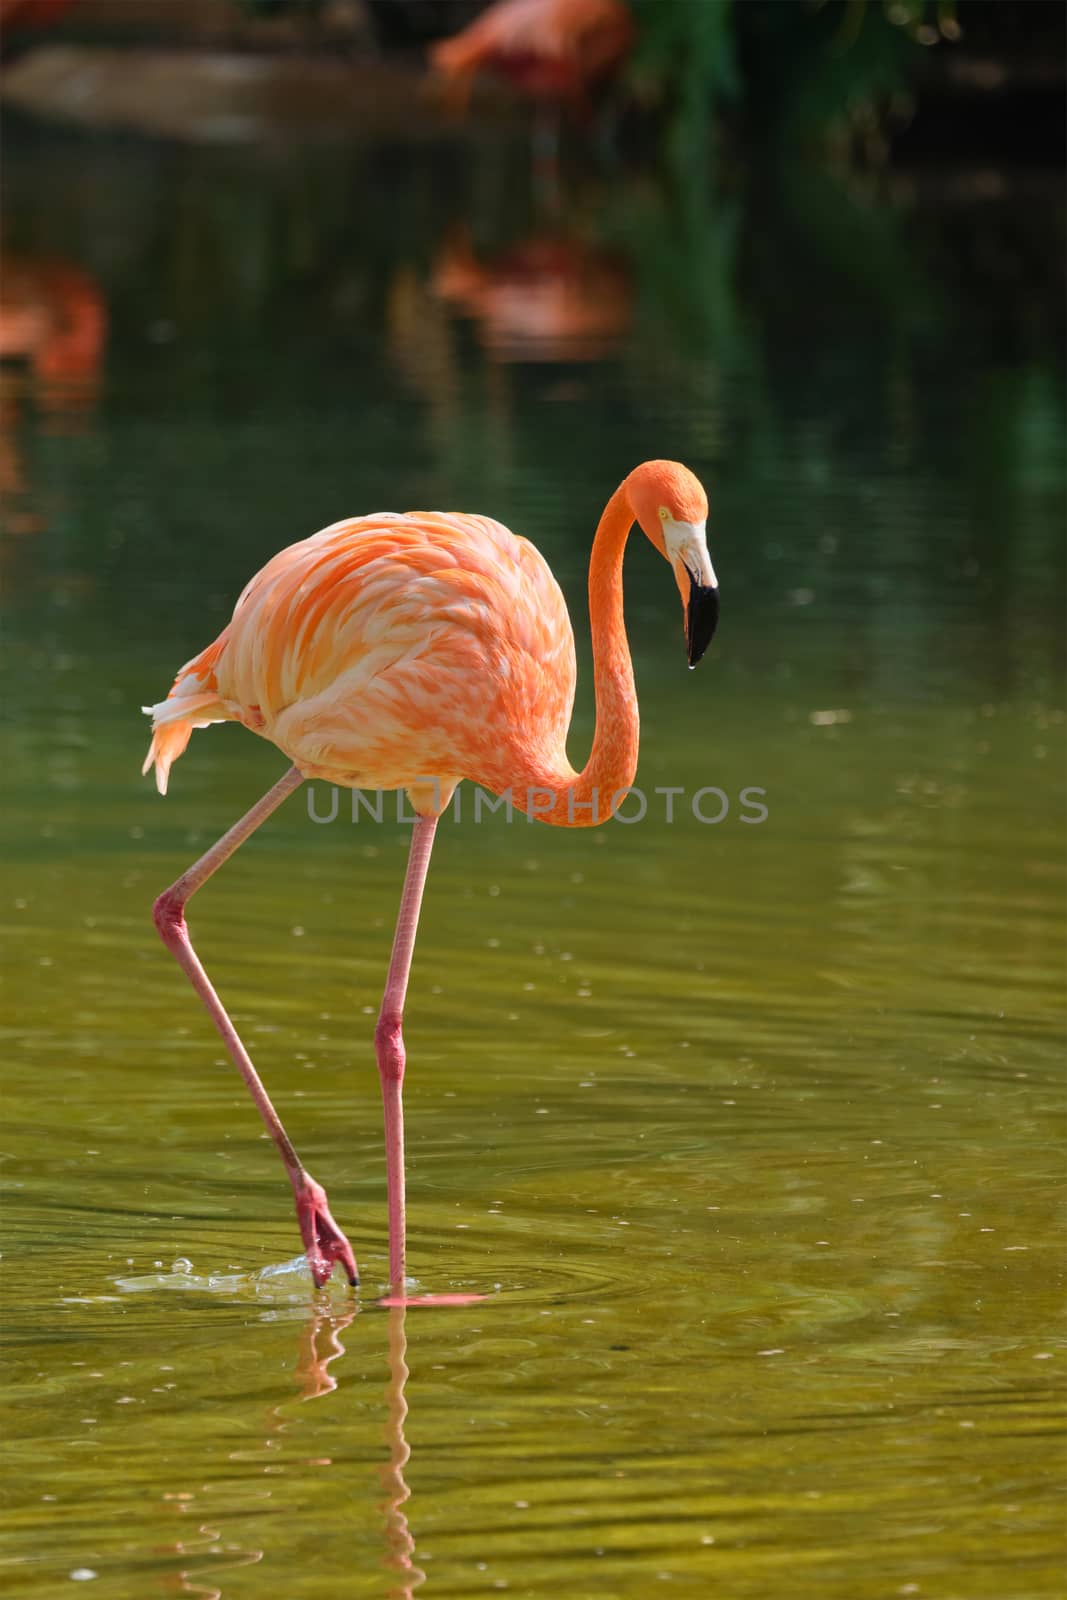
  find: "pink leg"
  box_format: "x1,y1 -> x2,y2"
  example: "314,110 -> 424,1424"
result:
152,764 -> 358,1289
375,813 -> 439,1292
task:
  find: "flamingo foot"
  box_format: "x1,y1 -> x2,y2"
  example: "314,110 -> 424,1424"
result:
294,1174 -> 358,1289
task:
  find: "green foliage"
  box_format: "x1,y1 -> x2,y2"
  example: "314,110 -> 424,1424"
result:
629,0 -> 739,107
627,0 -> 961,162
739,0 -> 919,154
627,0 -> 738,171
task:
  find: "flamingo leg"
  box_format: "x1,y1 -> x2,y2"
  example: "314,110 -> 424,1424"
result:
151,764 -> 358,1289
374,812 -> 439,1293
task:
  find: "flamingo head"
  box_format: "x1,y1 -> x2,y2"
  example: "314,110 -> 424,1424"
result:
626,460 -> 718,667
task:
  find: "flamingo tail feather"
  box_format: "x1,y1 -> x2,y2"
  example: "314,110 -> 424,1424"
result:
141,691 -> 230,796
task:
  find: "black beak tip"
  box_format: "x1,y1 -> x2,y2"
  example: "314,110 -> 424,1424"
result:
686,578 -> 719,668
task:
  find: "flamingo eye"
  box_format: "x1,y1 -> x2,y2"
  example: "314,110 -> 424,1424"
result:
658,506 -> 669,521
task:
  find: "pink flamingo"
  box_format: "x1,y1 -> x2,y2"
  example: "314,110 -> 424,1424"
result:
430,0 -> 634,189
430,0 -> 634,109
143,460 -> 718,1297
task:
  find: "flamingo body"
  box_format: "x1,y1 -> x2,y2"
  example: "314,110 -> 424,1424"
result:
430,0 -> 634,103
144,512 -> 575,803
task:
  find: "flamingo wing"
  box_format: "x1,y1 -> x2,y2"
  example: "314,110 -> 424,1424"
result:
143,512 -> 576,795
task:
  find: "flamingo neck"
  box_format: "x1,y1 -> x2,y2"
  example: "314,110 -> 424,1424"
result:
531,481 -> 639,828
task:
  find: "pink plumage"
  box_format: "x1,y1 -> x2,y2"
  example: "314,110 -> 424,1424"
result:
430,0 -> 635,103
144,512 -> 574,804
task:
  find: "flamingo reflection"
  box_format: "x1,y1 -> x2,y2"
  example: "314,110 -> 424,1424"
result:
0,255 -> 106,396
156,1304 -> 432,1595
0,255 -> 106,542
432,229 -> 630,362
379,1307 -> 425,1599
294,1302 -> 358,1402
154,1308 -> 356,1595
156,1506 -> 262,1598
295,1303 -> 425,1597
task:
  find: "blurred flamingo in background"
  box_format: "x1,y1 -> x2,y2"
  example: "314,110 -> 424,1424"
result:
142,460 -> 718,1297
430,0 -> 634,113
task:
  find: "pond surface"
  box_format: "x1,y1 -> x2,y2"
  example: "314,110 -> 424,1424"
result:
1,117 -> 1064,1598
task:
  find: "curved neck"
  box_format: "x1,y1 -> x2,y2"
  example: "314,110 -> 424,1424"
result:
533,481 -> 639,828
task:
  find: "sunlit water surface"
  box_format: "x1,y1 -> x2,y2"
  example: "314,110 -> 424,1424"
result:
1,118 -> 1064,1598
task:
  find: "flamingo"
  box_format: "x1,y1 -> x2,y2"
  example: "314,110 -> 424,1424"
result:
429,0 -> 634,109
142,459 -> 718,1297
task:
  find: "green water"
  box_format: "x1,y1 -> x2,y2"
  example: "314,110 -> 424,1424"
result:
2,119 -> 1065,1598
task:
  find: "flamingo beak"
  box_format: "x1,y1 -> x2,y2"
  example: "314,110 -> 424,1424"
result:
686,568 -> 719,667
662,515 -> 718,667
